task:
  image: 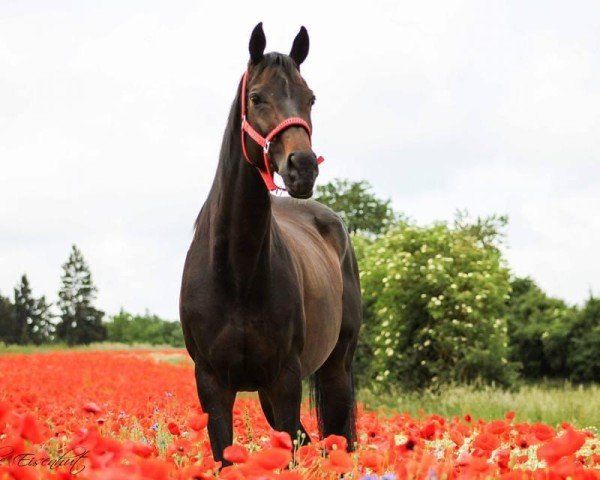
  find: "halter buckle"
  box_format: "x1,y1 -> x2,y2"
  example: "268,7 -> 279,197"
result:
263,141 -> 271,154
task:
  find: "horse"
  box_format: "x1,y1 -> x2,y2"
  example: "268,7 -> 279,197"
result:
179,23 -> 362,464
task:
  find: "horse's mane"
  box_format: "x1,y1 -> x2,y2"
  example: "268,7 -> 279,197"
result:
193,53 -> 298,233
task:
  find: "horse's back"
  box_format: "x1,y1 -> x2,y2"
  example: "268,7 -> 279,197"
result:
271,197 -> 354,376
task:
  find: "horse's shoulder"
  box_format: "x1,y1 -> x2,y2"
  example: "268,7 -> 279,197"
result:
308,201 -> 347,236
273,197 -> 344,230
272,197 -> 349,254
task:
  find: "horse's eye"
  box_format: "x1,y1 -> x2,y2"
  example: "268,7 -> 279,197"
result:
250,93 -> 263,105
310,96 -> 316,106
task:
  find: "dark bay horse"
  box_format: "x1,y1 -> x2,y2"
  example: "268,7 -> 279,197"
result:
180,23 -> 362,463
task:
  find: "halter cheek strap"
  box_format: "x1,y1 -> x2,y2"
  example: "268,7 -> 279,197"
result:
240,70 -> 324,191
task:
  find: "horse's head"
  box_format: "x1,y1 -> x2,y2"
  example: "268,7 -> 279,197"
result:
242,23 -> 319,199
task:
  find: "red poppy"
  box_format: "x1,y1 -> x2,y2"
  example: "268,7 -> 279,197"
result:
420,420 -> 437,440
0,401 -> 10,423
250,447 -> 291,471
19,413 -> 44,444
218,466 -> 246,480
537,428 -> 586,465
323,434 -> 348,451
137,458 -> 171,480
486,419 -> 508,435
166,438 -> 193,458
224,444 -> 249,464
473,432 -> 501,453
130,441 -> 154,458
7,465 -> 39,480
359,449 -> 384,472
188,413 -> 209,432
167,422 -> 181,436
323,449 -> 354,474
532,423 -> 555,442
82,402 -> 102,414
271,430 -> 292,450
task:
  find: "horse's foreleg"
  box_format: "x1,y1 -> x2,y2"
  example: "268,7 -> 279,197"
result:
263,358 -> 310,447
313,337 -> 358,450
194,362 -> 236,465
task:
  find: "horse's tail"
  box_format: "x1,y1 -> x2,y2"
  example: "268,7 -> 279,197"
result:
309,369 -> 358,451
308,374 -> 324,439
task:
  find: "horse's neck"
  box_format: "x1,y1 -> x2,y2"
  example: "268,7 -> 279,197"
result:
205,138 -> 273,296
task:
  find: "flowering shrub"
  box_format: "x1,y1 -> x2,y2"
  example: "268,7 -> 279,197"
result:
356,217 -> 517,390
0,350 -> 598,479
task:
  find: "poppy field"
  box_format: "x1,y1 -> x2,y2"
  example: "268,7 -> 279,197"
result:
0,350 -> 598,479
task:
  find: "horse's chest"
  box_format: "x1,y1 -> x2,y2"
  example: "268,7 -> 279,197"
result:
200,309 -> 297,390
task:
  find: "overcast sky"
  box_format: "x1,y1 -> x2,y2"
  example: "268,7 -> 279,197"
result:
1,1 -> 599,319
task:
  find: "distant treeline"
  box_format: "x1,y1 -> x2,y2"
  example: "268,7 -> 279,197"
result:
1,180 -> 598,389
0,245 -> 183,348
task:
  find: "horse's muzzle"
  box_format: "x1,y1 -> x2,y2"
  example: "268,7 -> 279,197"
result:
282,151 -> 319,198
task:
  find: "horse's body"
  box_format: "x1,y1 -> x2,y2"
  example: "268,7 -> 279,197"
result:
180,24 -> 361,463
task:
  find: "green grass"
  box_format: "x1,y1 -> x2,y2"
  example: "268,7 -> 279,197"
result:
149,351 -> 191,365
358,382 -> 600,429
0,341 -> 182,354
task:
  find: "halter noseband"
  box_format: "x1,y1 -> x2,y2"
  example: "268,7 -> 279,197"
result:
240,70 -> 324,191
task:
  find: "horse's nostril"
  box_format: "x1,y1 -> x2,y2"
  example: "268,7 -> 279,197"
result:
287,153 -> 297,169
287,151 -> 316,170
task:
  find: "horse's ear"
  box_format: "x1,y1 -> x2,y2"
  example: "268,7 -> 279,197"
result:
249,22 -> 266,65
289,26 -> 309,66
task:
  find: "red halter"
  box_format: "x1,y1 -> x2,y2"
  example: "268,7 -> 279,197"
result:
240,70 -> 324,191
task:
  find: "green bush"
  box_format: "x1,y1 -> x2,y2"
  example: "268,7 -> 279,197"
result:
506,277 -> 577,378
105,310 -> 184,347
568,296 -> 600,382
356,214 -> 517,390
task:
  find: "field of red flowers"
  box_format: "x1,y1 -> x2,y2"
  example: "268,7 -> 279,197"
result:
0,350 -> 598,479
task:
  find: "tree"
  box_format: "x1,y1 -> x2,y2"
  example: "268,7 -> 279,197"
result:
0,292 -> 17,344
13,275 -> 53,345
315,179 -> 396,235
34,296 -> 54,344
56,245 -> 106,345
14,275 -> 35,344
506,277 -> 577,378
357,214 -> 517,390
568,295 -> 600,382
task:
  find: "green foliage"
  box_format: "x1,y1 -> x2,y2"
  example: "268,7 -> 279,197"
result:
568,296 -> 600,382
506,277 -> 577,378
357,214 -> 517,390
106,310 -> 184,347
315,179 -> 396,235
56,245 -> 106,345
